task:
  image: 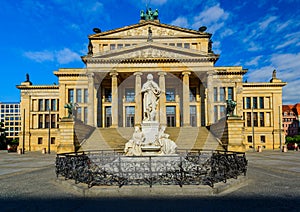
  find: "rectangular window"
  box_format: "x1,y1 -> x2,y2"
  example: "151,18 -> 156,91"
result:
51,137 -> 55,145
45,99 -> 50,111
38,114 -> 43,128
51,114 -> 56,128
104,88 -> 112,102
214,106 -> 218,123
247,112 -> 251,127
220,105 -> 226,118
260,112 -> 264,127
125,106 -> 135,127
253,97 -> 258,109
259,97 -> 264,109
246,97 -> 251,109
38,99 -> 43,111
253,112 -> 258,127
51,99 -> 56,111
166,88 -> 175,102
117,44 -> 123,49
214,87 -> 218,102
76,107 -> 82,121
84,107 -> 88,124
260,135 -> 266,143
125,44 -> 130,47
125,88 -> 135,102
184,43 -> 190,49
76,89 -> 82,103
219,87 -> 225,102
247,136 -> 252,143
228,87 -> 234,100
84,89 -> 88,103
177,43 -> 182,48
68,89 -> 74,103
45,114 -> 50,128
38,137 -> 43,145
110,44 -> 115,50
189,87 -> 196,102
169,43 -> 175,46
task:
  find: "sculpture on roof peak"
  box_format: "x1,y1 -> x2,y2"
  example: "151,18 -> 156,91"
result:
140,8 -> 159,21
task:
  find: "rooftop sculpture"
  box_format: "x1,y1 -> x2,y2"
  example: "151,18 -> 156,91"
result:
140,8 -> 159,21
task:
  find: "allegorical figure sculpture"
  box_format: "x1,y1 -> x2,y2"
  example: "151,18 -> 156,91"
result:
141,74 -> 161,121
156,126 -> 177,154
124,126 -> 145,156
226,99 -> 237,117
64,103 -> 78,118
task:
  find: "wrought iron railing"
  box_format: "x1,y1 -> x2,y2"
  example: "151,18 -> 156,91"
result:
55,149 -> 247,188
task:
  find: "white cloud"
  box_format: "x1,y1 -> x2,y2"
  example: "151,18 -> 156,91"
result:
24,48 -> 81,64
259,16 -> 277,30
142,0 -> 168,6
170,17 -> 189,28
245,56 -> 263,66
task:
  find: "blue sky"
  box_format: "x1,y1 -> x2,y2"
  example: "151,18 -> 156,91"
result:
0,0 -> 299,104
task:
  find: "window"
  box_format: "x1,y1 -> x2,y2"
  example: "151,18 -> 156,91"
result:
228,87 -> 234,100
38,137 -> 43,144
125,88 -> 135,102
247,112 -> 251,127
246,97 -> 251,109
253,97 -> 257,109
38,99 -> 43,111
166,88 -> 175,102
117,44 -> 123,49
51,99 -> 56,111
184,43 -> 190,49
214,106 -> 218,123
213,87 -> 218,102
45,114 -> 50,128
104,88 -> 112,102
51,114 -> 56,128
220,105 -> 226,118
189,87 -> 196,102
169,43 -> 175,46
76,89 -> 82,103
68,89 -> 74,103
84,107 -> 88,124
51,137 -> 55,144
110,44 -> 115,50
260,112 -> 264,127
76,107 -> 82,121
45,99 -> 50,111
260,135 -> 266,143
253,112 -> 258,127
259,97 -> 264,109
84,89 -> 88,103
177,43 -> 182,48
247,136 -> 252,143
219,87 -> 225,102
38,115 -> 43,128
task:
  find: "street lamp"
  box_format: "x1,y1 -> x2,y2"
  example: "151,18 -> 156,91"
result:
48,107 -> 51,154
252,106 -> 255,152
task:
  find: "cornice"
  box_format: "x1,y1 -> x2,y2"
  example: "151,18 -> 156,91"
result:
16,85 -> 59,90
243,82 -> 287,87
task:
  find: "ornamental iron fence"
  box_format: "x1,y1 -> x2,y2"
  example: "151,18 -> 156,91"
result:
55,149 -> 247,188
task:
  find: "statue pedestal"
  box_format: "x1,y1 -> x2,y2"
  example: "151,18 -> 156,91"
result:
141,121 -> 159,145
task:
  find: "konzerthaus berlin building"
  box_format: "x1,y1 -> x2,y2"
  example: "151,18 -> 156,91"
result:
17,10 -> 286,153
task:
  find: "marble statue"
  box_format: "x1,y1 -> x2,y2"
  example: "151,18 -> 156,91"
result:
141,74 -> 161,121
124,126 -> 145,156
156,126 -> 177,154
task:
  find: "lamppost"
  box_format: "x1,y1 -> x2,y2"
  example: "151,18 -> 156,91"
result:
48,107 -> 51,154
252,106 -> 255,152
279,105 -> 282,151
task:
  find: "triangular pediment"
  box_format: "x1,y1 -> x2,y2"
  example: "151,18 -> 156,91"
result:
89,21 -> 210,39
93,42 -> 215,60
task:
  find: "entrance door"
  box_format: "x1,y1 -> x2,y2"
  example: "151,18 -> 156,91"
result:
190,106 -> 197,127
125,106 -> 135,127
166,106 -> 176,127
105,106 -> 112,127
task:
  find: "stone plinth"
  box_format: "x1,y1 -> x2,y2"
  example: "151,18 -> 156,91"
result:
57,117 -> 76,153
226,116 -> 245,152
141,121 -> 159,145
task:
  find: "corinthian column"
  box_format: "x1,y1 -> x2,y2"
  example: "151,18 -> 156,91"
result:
110,72 -> 118,128
134,72 -> 143,125
158,72 -> 167,126
87,73 -> 94,126
182,71 -> 191,127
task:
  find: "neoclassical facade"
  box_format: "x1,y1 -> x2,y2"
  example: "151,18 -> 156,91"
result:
17,11 -> 286,152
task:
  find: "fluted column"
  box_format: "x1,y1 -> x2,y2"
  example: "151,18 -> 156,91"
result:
206,71 -> 214,125
182,71 -> 191,127
110,72 -> 118,128
87,73 -> 94,126
134,72 -> 143,125
158,72 -> 167,126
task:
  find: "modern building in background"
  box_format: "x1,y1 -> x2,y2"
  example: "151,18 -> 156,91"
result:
0,102 -> 21,141
282,104 -> 300,136
17,9 -> 286,152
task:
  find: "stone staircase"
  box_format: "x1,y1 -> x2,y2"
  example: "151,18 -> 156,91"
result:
79,127 -> 224,152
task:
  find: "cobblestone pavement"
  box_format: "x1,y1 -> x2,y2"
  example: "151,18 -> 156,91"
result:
0,150 -> 300,211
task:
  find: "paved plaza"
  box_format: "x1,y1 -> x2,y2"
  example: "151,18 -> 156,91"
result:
0,150 -> 299,211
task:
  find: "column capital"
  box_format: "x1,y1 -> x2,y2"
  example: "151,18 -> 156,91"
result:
182,71 -> 191,76
158,71 -> 167,76
109,71 -> 118,77
87,72 -> 94,78
134,72 -> 143,76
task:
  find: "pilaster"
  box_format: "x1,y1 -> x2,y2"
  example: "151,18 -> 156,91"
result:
87,73 -> 95,126
110,72 -> 119,128
158,72 -> 167,126
134,72 -> 143,125
182,71 -> 191,127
